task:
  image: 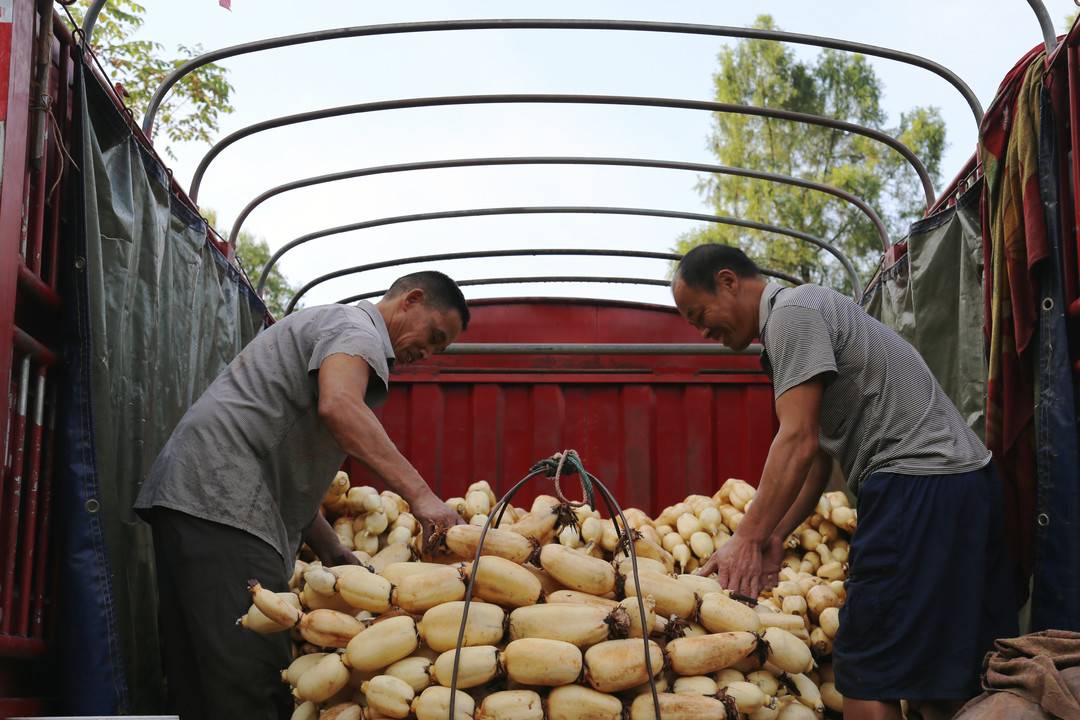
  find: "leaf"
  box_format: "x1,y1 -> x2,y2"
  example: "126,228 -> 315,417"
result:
684,14 -> 946,293
70,1 -> 235,158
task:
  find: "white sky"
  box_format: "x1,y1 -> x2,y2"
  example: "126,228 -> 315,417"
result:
122,1 -> 1078,309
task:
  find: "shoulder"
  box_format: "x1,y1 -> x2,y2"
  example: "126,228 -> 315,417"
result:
771,284 -> 861,328
288,304 -> 378,337
776,284 -> 848,312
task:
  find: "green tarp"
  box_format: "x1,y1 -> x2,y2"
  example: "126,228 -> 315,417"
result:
863,182 -> 986,438
78,69 -> 266,710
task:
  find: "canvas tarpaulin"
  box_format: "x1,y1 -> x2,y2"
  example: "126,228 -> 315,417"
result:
862,181 -> 986,438
56,59 -> 267,712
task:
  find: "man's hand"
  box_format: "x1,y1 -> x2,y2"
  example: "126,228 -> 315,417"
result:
696,534 -> 783,599
326,543 -> 365,568
409,492 -> 464,551
759,534 -> 786,594
304,513 -> 365,568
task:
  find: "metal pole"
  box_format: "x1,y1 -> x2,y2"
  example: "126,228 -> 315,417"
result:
441,342 -> 764,355
141,19 -> 984,138
1026,0 -> 1059,55
340,276 -> 680,304
264,206 -> 861,304
285,248 -> 805,314
189,94 -> 935,209
80,0 -> 108,46
228,156 -> 890,252
29,0 -> 53,170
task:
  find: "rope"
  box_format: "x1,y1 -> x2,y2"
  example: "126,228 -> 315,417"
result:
447,450 -> 660,720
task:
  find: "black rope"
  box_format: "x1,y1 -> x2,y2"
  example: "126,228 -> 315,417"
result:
448,450 -> 661,720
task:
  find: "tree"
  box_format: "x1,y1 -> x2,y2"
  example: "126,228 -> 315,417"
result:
676,15 -> 946,292
202,209 -> 298,317
234,231 -> 300,318
70,0 -> 234,158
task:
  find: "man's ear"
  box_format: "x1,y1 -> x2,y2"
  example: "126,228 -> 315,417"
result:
403,287 -> 426,309
715,268 -> 737,293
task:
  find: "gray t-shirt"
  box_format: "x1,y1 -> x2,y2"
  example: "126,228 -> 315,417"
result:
135,302 -> 394,569
758,283 -> 990,496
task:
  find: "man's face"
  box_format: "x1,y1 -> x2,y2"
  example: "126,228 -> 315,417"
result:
388,289 -> 464,365
672,271 -> 754,350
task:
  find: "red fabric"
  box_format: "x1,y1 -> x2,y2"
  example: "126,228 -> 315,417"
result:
980,44 -> 1049,605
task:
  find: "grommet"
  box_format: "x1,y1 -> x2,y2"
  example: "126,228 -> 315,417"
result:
85,498 -> 100,513
1037,513 -> 1050,527
75,256 -> 86,270
1042,297 -> 1054,311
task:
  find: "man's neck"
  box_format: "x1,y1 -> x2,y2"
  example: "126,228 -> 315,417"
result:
375,299 -> 399,343
746,276 -> 769,330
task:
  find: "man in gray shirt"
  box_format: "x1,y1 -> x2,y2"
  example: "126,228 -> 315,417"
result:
672,245 -> 1014,720
135,271 -> 468,719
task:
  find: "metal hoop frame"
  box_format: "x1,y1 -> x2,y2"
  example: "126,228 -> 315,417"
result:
283,248 -> 805,314
228,156 -> 891,253
140,18 -> 985,138
256,206 -> 863,306
188,94 -> 936,208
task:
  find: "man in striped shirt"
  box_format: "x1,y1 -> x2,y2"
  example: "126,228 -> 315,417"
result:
672,244 -> 1015,720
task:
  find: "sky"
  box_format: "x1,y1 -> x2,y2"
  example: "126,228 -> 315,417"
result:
114,1 -> 1078,309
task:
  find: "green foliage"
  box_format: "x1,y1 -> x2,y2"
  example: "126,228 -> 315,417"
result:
70,0 -> 234,159
677,15 -> 946,292
234,231 -> 298,318
203,209 -> 298,318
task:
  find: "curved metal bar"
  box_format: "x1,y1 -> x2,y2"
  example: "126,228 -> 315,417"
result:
338,274 -> 807,306
443,343 -> 765,355
285,248 -> 803,315
81,0 -> 109,45
1026,0 -> 1059,54
229,156 -> 890,252
261,205 -> 860,301
341,276 -> 677,304
190,94 -> 935,208
142,19 -> 984,139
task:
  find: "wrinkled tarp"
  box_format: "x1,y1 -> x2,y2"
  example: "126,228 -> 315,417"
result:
57,59 -> 267,713
954,631 -> 1080,720
862,180 -> 985,436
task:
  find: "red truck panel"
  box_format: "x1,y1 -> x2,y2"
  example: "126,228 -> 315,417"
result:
347,298 -> 777,512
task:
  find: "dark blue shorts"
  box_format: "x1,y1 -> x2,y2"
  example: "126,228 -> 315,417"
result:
833,464 -> 1018,701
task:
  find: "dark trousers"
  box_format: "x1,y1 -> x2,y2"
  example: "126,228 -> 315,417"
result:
150,507 -> 293,720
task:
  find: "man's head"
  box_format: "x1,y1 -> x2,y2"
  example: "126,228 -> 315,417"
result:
671,244 -> 766,351
378,271 -> 470,364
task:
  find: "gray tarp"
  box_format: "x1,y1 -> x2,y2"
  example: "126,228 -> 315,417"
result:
78,68 -> 266,710
863,181 -> 986,437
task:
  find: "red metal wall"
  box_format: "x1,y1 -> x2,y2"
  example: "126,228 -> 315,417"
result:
0,1 -> 72,715
348,298 -> 777,513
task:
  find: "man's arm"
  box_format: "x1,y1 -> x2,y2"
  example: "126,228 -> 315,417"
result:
697,378 -> 824,597
303,512 -> 360,566
317,354 -> 462,547
772,448 -> 833,545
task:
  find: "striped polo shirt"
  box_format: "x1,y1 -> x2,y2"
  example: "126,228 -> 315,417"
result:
758,282 -> 990,496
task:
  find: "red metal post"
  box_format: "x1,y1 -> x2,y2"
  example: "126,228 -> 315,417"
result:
16,262 -> 60,310
0,0 -> 38,475
15,368 -> 45,635
29,384 -> 55,639
1,355 -> 29,635
44,38 -> 74,290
